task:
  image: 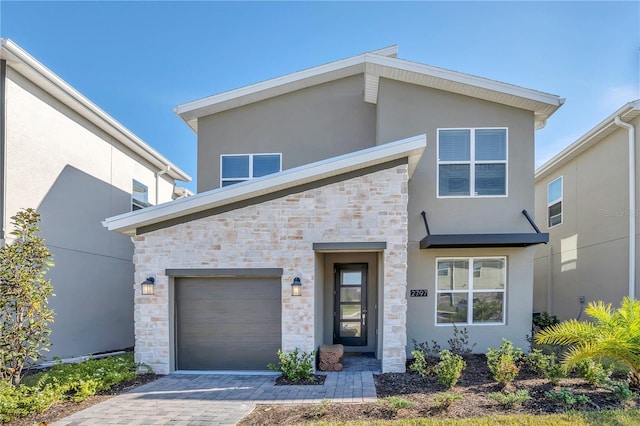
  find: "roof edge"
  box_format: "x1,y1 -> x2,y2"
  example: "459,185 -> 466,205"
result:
104,134 -> 427,235
0,38 -> 191,183
536,100 -> 640,181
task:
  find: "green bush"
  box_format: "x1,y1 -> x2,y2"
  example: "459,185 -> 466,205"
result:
447,324 -> 476,356
383,396 -> 414,409
524,349 -> 549,376
544,354 -> 566,386
487,340 -> 523,386
0,353 -> 143,422
577,359 -> 612,386
433,350 -> 466,389
489,389 -> 531,408
545,388 -> 590,408
533,312 -> 560,330
410,350 -> 431,377
604,380 -> 638,405
432,392 -> 463,409
268,348 -> 315,382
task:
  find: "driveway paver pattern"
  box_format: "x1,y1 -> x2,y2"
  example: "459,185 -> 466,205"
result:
51,369 -> 378,425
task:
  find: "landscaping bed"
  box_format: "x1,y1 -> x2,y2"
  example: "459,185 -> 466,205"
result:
4,373 -> 158,426
239,354 -> 639,425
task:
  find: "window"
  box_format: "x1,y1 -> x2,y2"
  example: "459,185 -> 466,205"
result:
132,180 -> 150,211
220,153 -> 281,187
436,257 -> 506,325
438,128 -> 507,197
547,177 -> 562,228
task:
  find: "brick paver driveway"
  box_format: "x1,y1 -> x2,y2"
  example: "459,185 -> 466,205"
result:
51,371 -> 377,425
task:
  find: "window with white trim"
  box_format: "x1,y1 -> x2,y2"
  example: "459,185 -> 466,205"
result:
132,180 -> 150,211
438,128 -> 507,197
547,176 -> 562,228
220,153 -> 282,187
436,257 -> 506,325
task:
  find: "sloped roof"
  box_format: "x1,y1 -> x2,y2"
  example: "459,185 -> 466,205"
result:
175,46 -> 564,132
536,100 -> 640,181
103,134 -> 427,236
0,38 -> 191,183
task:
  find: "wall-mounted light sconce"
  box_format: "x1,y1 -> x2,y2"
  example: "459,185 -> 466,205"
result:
291,277 -> 302,296
141,277 -> 155,295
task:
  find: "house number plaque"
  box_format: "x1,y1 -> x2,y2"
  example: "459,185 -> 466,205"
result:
410,289 -> 428,297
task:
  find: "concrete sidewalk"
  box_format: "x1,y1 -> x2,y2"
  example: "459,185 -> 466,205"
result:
51,371 -> 378,425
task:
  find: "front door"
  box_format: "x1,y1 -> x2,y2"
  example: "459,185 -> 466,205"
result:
334,263 -> 367,346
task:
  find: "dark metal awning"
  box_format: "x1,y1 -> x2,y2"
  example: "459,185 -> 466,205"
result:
419,210 -> 549,249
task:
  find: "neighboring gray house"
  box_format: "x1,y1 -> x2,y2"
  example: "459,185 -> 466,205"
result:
104,46 -> 564,374
0,39 -> 191,360
533,101 -> 640,320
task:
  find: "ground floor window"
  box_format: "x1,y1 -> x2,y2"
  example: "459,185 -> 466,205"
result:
436,257 -> 506,325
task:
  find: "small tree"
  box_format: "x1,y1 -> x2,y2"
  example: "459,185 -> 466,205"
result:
0,209 -> 54,386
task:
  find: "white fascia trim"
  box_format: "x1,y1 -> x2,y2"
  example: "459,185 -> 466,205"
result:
0,38 -> 191,183
535,100 -> 640,181
104,134 -> 427,235
174,46 -> 398,119
174,54 -> 367,117
365,55 -> 565,108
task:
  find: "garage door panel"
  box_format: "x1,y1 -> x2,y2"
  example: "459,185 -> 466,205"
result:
176,276 -> 282,371
178,300 -> 281,323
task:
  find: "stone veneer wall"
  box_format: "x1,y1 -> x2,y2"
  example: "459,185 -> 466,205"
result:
132,164 -> 409,374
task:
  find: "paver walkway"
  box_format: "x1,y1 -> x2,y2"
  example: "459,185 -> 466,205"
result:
52,359 -> 380,426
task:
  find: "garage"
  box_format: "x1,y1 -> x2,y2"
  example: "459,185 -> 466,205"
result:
175,275 -> 282,370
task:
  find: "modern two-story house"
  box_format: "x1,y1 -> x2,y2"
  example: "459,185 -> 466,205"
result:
104,46 -> 563,374
1,39 -> 191,360
533,100 -> 640,320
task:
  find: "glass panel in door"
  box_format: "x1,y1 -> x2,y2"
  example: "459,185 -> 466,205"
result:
334,264 -> 367,346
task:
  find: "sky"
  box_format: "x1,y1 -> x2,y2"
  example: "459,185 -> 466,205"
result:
1,1 -> 639,192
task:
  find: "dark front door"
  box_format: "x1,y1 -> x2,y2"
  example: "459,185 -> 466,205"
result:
334,263 -> 367,346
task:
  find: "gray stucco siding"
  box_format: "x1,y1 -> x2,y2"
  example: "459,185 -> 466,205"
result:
375,78 -> 536,242
196,74 -> 377,192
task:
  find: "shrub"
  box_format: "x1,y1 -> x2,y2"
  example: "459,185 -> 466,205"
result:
544,354 -> 566,386
308,399 -> 332,419
486,339 -> 523,386
410,350 -> 431,378
433,350 -> 466,389
578,359 -> 612,386
488,389 -> 531,408
411,338 -> 441,359
604,380 -> 638,406
268,348 -> 315,382
447,324 -> 476,356
533,312 -> 560,330
433,392 -> 463,409
0,209 -> 55,386
545,388 -> 590,408
0,353 -> 143,422
383,396 -> 414,409
524,349 -> 549,376
535,297 -> 640,390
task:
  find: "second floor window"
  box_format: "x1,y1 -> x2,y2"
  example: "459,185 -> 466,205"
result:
132,180 -> 150,211
548,176 -> 563,227
438,128 -> 507,197
221,153 -> 282,187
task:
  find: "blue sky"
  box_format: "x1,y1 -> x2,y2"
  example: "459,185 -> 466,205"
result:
1,1 -> 638,192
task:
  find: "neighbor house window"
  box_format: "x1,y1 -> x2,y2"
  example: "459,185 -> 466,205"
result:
438,128 -> 507,197
436,257 -> 506,325
220,153 -> 282,187
132,180 -> 150,211
547,176 -> 563,228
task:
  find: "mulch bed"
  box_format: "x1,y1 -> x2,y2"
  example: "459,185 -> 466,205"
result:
239,354 -> 639,425
275,374 -> 326,386
4,373 -> 160,426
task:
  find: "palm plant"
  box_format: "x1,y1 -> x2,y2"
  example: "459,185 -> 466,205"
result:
535,297 -> 640,389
